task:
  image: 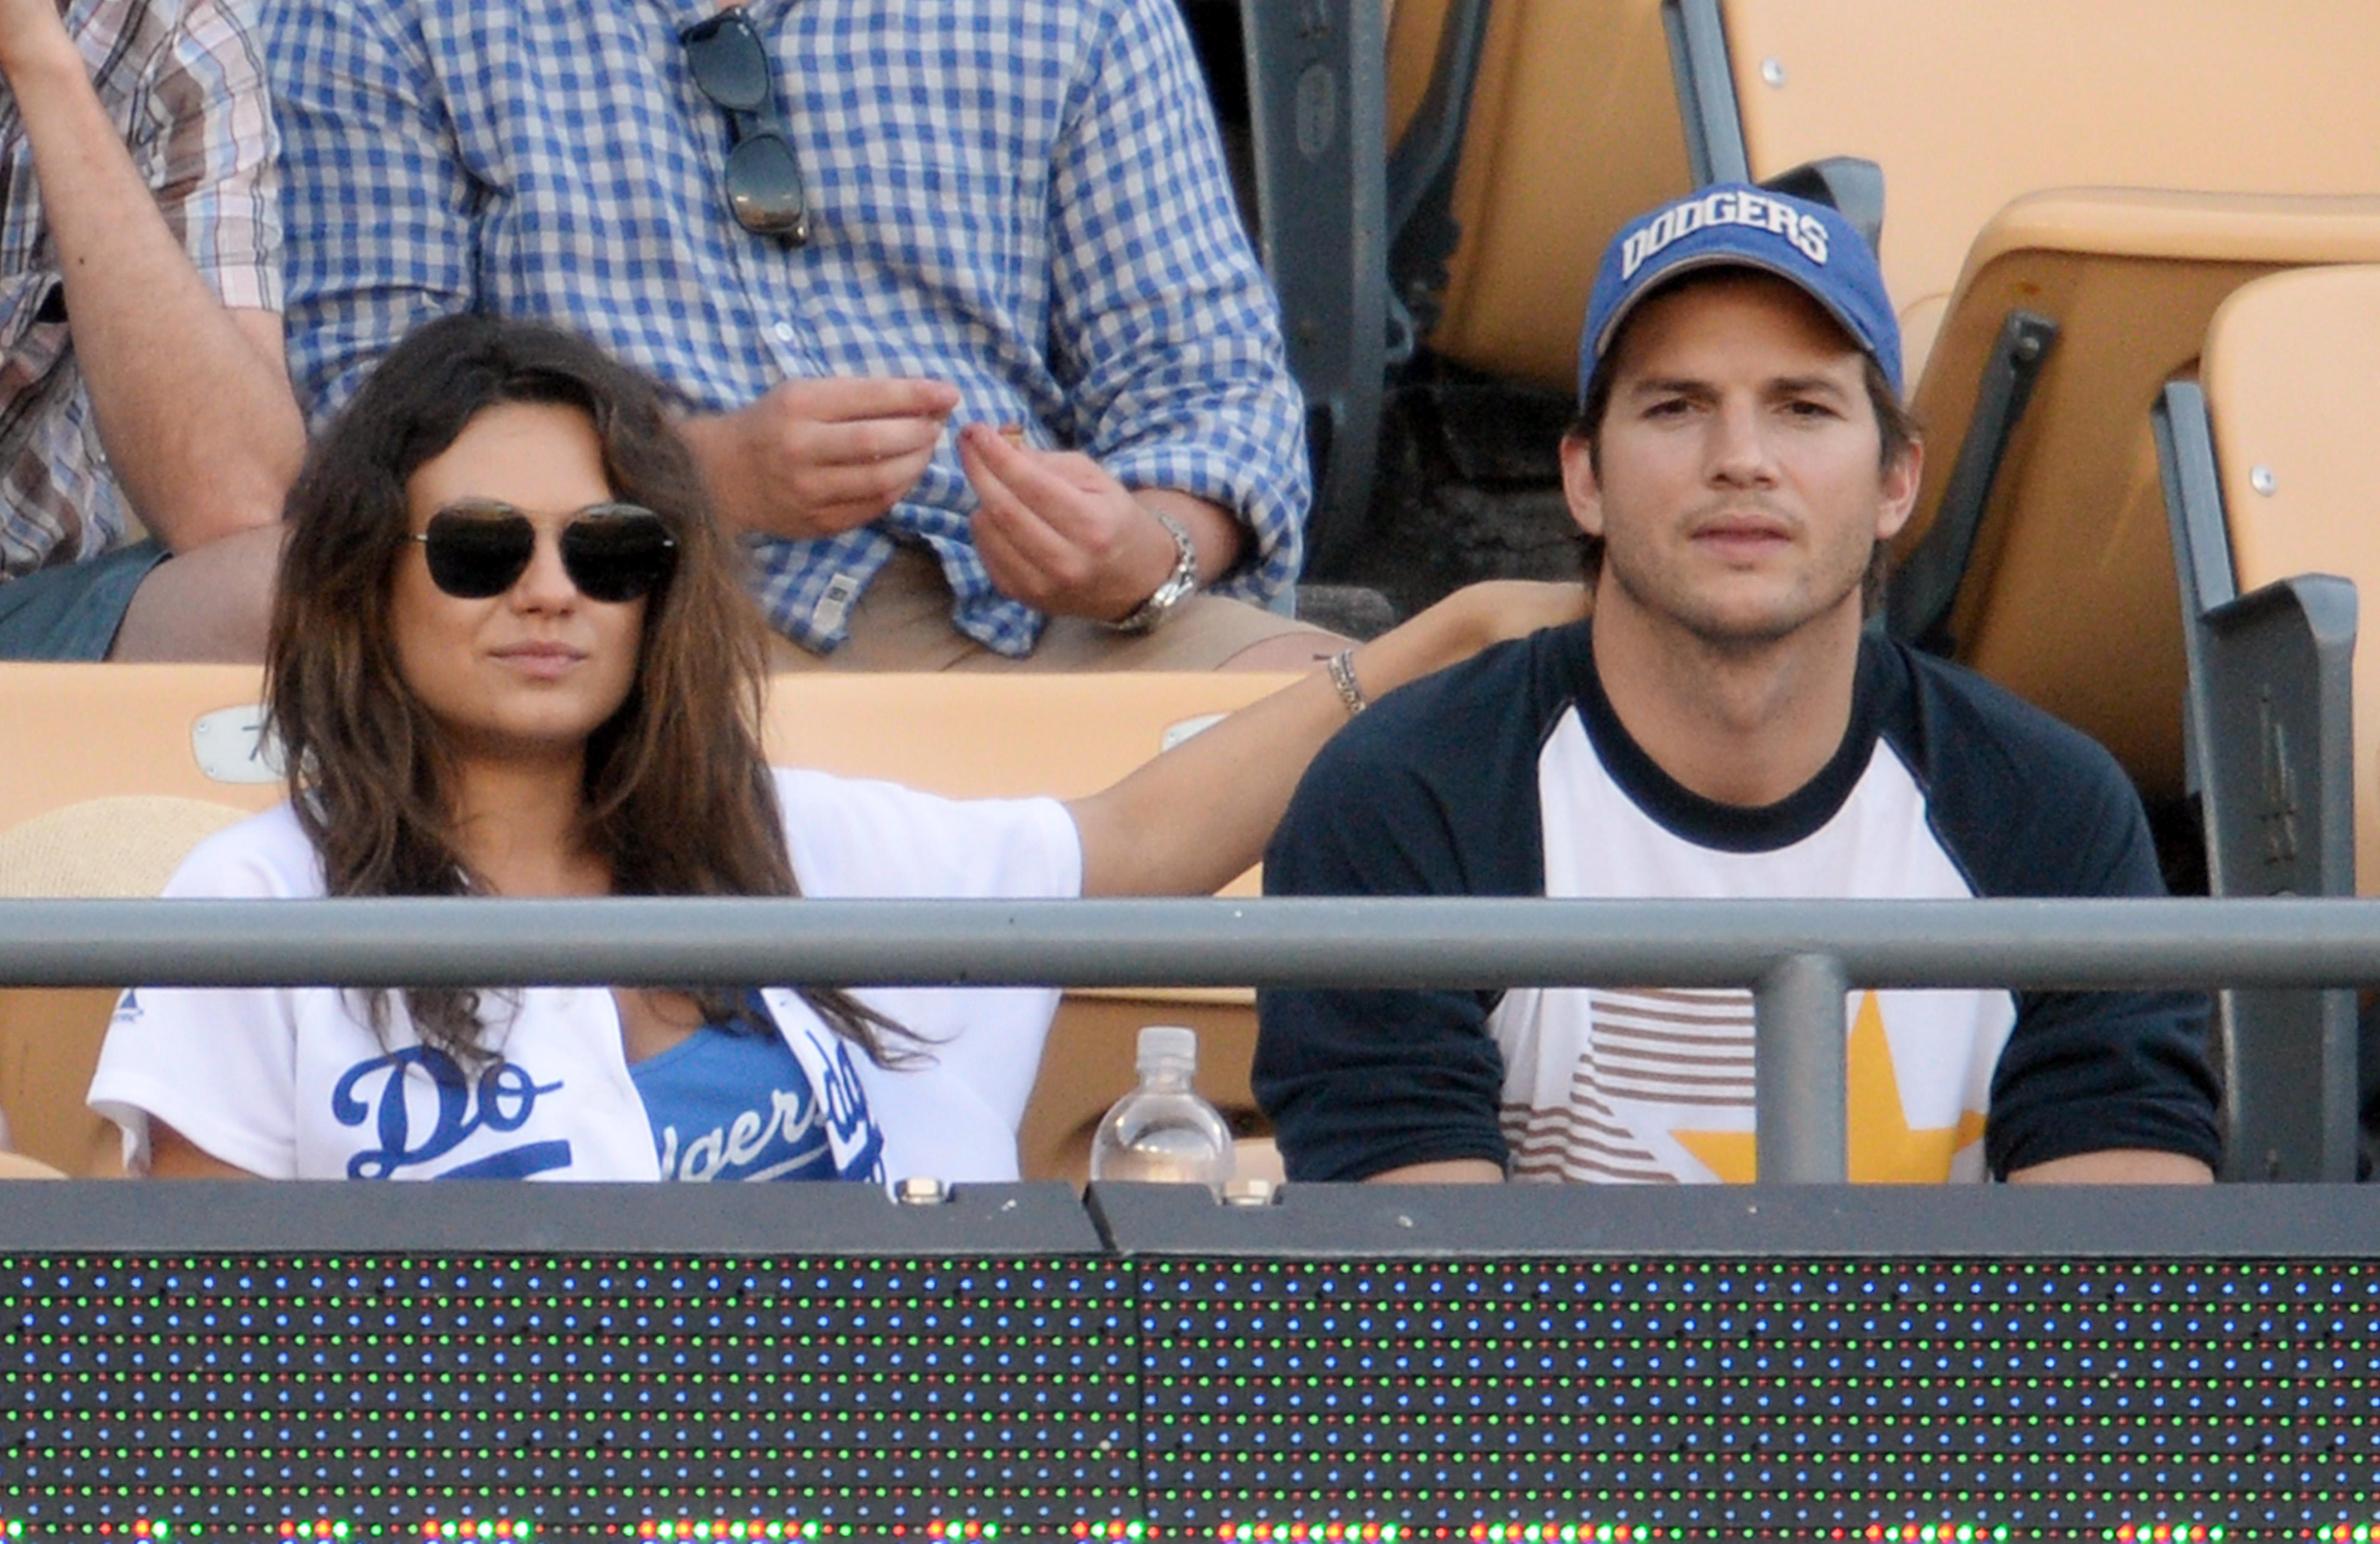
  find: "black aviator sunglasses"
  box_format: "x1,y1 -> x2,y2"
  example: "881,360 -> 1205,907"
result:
407,500 -> 680,604
680,8 -> 810,244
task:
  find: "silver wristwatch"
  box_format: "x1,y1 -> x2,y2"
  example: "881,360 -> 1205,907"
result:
1105,508 -> 1200,633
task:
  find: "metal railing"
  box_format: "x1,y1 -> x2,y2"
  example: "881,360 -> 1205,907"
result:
5,895 -> 2373,1183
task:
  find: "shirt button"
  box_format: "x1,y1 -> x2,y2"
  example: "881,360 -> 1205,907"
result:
771,321 -> 797,343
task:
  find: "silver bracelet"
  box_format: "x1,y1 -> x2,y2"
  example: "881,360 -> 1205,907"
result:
1326,648 -> 1368,718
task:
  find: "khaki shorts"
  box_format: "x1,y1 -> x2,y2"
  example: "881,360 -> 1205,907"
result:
767,545 -> 1330,672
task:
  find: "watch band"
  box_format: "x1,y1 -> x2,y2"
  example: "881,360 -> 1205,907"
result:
1105,508 -> 1200,633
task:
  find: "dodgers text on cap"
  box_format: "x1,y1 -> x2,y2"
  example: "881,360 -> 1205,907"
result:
1620,189 -> 1831,280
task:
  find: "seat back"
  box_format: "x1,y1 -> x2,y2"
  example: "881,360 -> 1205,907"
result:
1903,192 -> 2380,797
1389,0 -> 1694,390
0,663 -> 280,1176
758,671 -> 1288,829
2199,266 -> 2380,893
0,1151 -> 65,1180
1701,0 -> 2380,382
1681,0 -> 2380,794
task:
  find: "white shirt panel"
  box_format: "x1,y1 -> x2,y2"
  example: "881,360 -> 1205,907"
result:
1492,711 -> 2011,1184
89,772 -> 1082,1183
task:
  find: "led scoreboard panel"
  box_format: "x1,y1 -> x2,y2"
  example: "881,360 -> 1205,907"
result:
1,1181 -> 2376,1541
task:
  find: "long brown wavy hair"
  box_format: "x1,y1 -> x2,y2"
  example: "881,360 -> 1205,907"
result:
266,313 -> 903,1065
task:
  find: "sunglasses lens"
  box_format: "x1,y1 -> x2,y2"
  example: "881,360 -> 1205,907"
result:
420,509 -> 535,599
683,12 -> 772,112
724,134 -> 809,240
559,506 -> 677,603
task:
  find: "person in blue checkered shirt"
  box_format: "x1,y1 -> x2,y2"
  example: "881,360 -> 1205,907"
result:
264,0 -> 1340,673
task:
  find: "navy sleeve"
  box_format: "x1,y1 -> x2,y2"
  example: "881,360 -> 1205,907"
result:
1896,650 -> 2223,1177
1981,771 -> 2223,1177
1254,639 -> 1558,1183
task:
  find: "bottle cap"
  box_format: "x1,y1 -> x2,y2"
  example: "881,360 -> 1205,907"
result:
1135,1023 -> 1197,1076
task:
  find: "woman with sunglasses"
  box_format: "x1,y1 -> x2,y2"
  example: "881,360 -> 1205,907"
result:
88,314 -> 1578,1183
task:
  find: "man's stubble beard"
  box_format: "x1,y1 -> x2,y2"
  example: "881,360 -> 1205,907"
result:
1601,530 -> 1875,663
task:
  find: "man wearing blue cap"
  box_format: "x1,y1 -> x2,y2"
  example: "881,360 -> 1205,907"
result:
1253,186 -> 2220,1188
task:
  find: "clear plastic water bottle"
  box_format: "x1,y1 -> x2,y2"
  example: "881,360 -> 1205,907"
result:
1088,1025 -> 1234,1188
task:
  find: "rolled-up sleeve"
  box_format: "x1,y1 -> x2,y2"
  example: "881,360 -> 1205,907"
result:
1044,0 -> 1310,606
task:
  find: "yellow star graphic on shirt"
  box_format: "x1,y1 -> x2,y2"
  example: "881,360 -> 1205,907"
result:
1671,990 -> 1989,1182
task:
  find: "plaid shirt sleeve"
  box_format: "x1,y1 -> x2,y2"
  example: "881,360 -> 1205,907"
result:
0,0 -> 281,576
1044,0 -> 1310,604
149,0 -> 282,315
264,0 -> 475,425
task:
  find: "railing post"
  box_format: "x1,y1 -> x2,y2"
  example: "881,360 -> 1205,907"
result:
1755,952 -> 1850,1183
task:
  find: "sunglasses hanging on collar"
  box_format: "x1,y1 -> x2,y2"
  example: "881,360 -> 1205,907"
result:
680,7 -> 811,244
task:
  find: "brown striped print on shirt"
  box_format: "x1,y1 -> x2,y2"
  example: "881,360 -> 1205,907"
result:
1499,988 -> 1756,1182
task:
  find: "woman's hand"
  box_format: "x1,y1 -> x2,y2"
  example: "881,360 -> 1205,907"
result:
1364,579 -> 1590,689
1067,577 -> 1588,898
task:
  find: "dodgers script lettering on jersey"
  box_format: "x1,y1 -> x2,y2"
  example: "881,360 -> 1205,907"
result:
655,1087 -> 823,1182
647,1024 -> 886,1183
332,1046 -> 570,1179
1620,190 -> 1830,279
815,1038 -> 875,1164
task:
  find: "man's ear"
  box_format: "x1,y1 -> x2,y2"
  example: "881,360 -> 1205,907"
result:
1875,436 -> 1923,544
1559,434 -> 1605,540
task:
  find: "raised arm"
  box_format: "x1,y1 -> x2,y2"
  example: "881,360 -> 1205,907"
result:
0,0 -> 302,549
1066,581 -> 1588,896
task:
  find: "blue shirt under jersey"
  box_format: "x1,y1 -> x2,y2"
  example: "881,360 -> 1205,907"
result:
630,995 -> 885,1182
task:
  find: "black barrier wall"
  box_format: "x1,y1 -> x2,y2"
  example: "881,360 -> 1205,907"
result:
2,1181 -> 2377,1540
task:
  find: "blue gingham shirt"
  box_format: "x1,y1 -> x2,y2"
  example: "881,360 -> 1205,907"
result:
267,0 -> 1310,656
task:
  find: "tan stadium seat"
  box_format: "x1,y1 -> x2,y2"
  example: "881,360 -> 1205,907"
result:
0,662 -> 283,814
1904,192 -> 2380,797
0,1151 -> 66,1179
0,663 -> 279,1176
2194,268 -> 2380,897
1388,0 -> 1694,390
2153,265 -> 2380,1180
1667,0 -> 2380,798
0,663 -> 1298,1184
1690,0 -> 2380,383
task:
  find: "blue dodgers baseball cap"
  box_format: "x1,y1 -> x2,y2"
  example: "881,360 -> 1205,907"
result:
1578,183 -> 1902,402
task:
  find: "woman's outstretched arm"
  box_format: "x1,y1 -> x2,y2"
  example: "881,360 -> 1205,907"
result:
1068,579 -> 1587,897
